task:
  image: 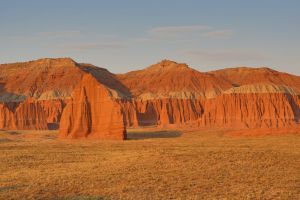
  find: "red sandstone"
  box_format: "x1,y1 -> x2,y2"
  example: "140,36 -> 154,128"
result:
0,58 -> 299,138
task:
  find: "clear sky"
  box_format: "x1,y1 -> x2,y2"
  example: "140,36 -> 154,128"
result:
0,0 -> 299,75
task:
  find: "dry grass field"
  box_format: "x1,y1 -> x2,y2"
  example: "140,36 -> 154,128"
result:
0,129 -> 299,200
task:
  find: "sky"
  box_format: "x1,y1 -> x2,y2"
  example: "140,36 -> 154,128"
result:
0,0 -> 299,75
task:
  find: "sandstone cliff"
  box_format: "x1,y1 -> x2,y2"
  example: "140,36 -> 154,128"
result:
0,58 -> 299,134
0,99 -> 47,130
0,103 -> 15,129
197,93 -> 299,128
59,74 -> 126,139
14,99 -> 48,130
120,94 -> 299,129
39,100 -> 66,129
0,58 -> 129,132
118,60 -> 300,130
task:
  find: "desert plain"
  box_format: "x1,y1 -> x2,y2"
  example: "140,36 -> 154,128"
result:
0,128 -> 299,200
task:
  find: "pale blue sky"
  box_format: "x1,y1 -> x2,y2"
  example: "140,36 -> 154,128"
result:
0,0 -> 299,74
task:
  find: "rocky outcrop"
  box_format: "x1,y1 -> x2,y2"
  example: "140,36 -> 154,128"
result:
0,103 -> 15,129
118,99 -> 139,127
14,99 -> 48,130
39,100 -> 66,129
118,61 -> 300,130
117,60 -> 232,99
59,74 -> 126,139
0,58 -> 299,134
0,58 -> 129,132
0,58 -> 85,101
210,67 -> 300,92
121,93 -> 300,129
0,58 -> 130,102
0,99 -> 47,130
120,98 -> 203,127
197,93 -> 299,128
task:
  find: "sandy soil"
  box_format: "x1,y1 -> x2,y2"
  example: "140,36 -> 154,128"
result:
0,129 -> 299,199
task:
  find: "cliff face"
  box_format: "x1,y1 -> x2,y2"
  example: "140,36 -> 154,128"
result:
120,98 -> 203,127
59,74 -> 126,139
118,60 -> 300,130
0,58 -> 128,134
14,99 -> 48,130
0,103 -> 15,129
197,93 -> 299,128
120,93 -> 299,129
39,100 -> 66,129
0,99 -> 47,130
0,58 -> 299,135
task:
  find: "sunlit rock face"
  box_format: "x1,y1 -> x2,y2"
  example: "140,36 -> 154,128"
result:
120,93 -> 300,129
0,99 -> 47,130
0,58 -> 299,136
118,60 -> 300,130
0,58 -> 128,138
59,74 -> 126,140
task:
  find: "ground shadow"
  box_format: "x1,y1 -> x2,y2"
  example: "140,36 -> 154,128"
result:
0,138 -> 12,143
126,130 -> 182,140
0,130 -> 21,135
47,123 -> 59,130
58,196 -> 105,200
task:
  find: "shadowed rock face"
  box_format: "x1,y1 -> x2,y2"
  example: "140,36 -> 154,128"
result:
0,58 -> 300,137
59,74 -> 126,140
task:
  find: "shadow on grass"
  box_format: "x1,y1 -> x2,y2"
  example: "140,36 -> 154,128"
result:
0,130 -> 21,135
0,138 -> 12,143
0,185 -> 25,192
58,196 -> 105,200
127,130 -> 182,140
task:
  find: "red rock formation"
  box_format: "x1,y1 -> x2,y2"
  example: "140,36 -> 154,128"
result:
118,99 -> 139,127
1,58 -> 131,101
121,93 -> 299,129
39,100 -> 66,129
59,74 -> 126,140
0,58 -> 299,134
0,58 -> 86,101
210,67 -> 300,92
0,103 -> 15,129
197,93 -> 299,128
13,99 -> 48,130
117,60 -> 232,99
118,60 -> 300,130
0,100 -> 47,130
0,58 -> 129,131
121,98 -> 203,127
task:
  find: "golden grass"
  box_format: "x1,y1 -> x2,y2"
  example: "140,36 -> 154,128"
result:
0,129 -> 299,200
